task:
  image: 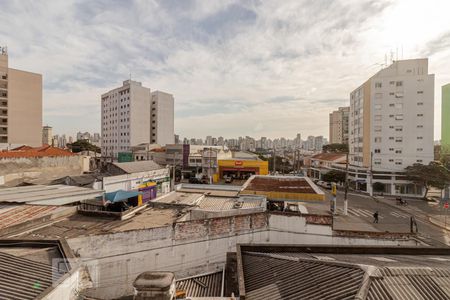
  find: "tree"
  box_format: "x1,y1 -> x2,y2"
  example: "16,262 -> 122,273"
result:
373,182 -> 385,193
322,143 -> 348,153
67,140 -> 101,153
405,162 -> 450,198
322,170 -> 346,183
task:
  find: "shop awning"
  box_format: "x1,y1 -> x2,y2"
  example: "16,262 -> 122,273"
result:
105,190 -> 142,203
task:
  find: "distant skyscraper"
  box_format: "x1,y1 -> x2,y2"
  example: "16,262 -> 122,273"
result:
42,126 -> 53,146
442,84 -> 450,156
314,136 -> 324,151
0,46 -> 42,146
206,136 -> 213,146
329,107 -> 349,144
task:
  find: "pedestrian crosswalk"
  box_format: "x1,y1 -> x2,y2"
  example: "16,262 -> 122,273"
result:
337,208 -> 410,219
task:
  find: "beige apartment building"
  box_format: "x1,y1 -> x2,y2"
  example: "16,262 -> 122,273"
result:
329,106 -> 349,144
0,47 -> 42,147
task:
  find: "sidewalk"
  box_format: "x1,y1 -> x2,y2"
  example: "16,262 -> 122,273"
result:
429,216 -> 450,231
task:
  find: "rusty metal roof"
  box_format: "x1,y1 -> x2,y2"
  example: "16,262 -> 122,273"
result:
242,176 -> 318,194
0,204 -> 67,231
176,270 -> 223,297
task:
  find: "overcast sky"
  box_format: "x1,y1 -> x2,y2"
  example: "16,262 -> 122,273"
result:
1,0 -> 449,140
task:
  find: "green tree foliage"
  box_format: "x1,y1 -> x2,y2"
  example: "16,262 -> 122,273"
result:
322,170 -> 346,183
405,161 -> 450,198
322,143 -> 348,153
67,140 -> 101,153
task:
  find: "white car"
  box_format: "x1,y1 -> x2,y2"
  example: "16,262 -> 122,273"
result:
317,181 -> 332,189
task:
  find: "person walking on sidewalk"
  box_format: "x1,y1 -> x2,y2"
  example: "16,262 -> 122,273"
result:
373,211 -> 379,223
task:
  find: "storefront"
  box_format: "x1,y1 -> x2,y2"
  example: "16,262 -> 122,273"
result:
217,159 -> 269,180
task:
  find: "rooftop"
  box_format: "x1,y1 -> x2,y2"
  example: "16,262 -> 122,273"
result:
0,184 -> 104,206
13,207 -> 179,239
112,160 -> 165,174
310,152 -> 347,161
176,270 -> 224,298
242,175 -> 321,195
237,244 -> 450,300
0,145 -> 75,159
197,196 -> 265,211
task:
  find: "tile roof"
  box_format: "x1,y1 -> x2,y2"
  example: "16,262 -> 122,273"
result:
176,271 -> 223,297
112,160 -> 164,173
0,145 -> 76,159
0,250 -> 66,300
242,176 -> 318,194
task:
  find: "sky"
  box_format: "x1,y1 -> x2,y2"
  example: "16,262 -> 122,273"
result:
1,0 -> 450,140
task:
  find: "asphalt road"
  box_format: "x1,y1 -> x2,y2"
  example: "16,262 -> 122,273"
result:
322,188 -> 450,247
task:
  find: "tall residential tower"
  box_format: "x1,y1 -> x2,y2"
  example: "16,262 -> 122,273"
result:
442,84 -> 450,156
0,47 -> 42,147
329,107 -> 349,144
349,58 -> 434,195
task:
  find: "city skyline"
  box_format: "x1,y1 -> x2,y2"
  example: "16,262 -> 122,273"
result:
1,1 -> 450,139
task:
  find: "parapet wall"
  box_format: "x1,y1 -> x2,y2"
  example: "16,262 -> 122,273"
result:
0,156 -> 84,184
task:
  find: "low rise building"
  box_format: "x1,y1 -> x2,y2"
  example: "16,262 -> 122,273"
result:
306,152 -> 347,180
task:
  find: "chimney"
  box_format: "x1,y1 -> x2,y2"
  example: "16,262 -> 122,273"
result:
133,271 -> 175,300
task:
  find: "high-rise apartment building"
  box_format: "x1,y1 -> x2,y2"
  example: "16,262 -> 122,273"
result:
314,136 -> 324,151
0,47 -> 42,146
150,91 -> 174,146
329,107 -> 349,144
101,80 -> 151,158
101,81 -> 174,158
42,126 -> 53,145
442,84 -> 450,156
348,58 -> 434,196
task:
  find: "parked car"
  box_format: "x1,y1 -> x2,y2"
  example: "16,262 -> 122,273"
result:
225,176 -> 233,183
317,181 -> 332,189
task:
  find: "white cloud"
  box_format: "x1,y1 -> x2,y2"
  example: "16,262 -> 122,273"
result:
1,0 -> 449,140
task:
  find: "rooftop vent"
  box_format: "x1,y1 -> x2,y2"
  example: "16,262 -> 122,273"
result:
133,271 -> 175,300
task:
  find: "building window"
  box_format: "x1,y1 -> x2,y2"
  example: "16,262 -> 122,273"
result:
389,159 -> 394,162
389,103 -> 395,107
395,160 -> 403,165
389,148 -> 394,151
389,92 -> 395,96
417,91 -> 424,94
417,125 -> 423,128
395,114 -> 404,120
389,81 -> 395,85
389,137 -> 394,140
417,148 -> 423,151
374,159 -> 381,165
396,81 -> 403,87
374,126 -> 382,132
374,149 -> 381,153
417,114 -> 423,117
389,114 -> 394,118
395,126 -> 403,132
375,82 -> 382,88
374,137 -> 382,143
417,102 -> 423,106
417,159 -> 423,163
395,149 -> 402,154
395,137 -> 403,142
417,136 -> 423,140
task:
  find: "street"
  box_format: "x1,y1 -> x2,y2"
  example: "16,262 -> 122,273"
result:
322,188 -> 450,247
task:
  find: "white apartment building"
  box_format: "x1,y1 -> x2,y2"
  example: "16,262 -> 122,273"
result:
102,81 -> 175,159
101,80 -> 152,158
150,91 -> 175,146
349,58 -> 434,196
329,107 -> 349,144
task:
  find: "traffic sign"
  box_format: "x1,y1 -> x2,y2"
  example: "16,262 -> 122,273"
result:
444,202 -> 449,209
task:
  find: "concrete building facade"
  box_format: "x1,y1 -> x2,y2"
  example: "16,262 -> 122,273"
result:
150,91 -> 175,146
349,58 -> 434,196
329,106 -> 349,144
42,125 -> 53,145
101,80 -> 151,158
442,83 -> 450,156
101,81 -> 174,159
0,47 -> 42,147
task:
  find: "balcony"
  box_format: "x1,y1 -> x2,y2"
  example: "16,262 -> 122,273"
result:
0,91 -> 7,99
0,73 -> 7,81
0,101 -> 6,109
0,136 -> 7,143
0,109 -> 6,117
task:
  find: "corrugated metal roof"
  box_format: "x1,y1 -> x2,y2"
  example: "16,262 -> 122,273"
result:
154,192 -> 204,206
113,160 -> 164,174
0,251 -> 65,300
366,267 -> 450,300
176,271 -> 223,297
0,184 -> 104,205
0,204 -> 66,230
242,252 -> 364,300
198,196 -> 264,211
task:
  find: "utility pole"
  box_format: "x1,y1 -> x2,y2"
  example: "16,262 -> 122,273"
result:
344,152 -> 349,215
273,147 -> 276,174
369,151 -> 374,196
172,152 -> 176,191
